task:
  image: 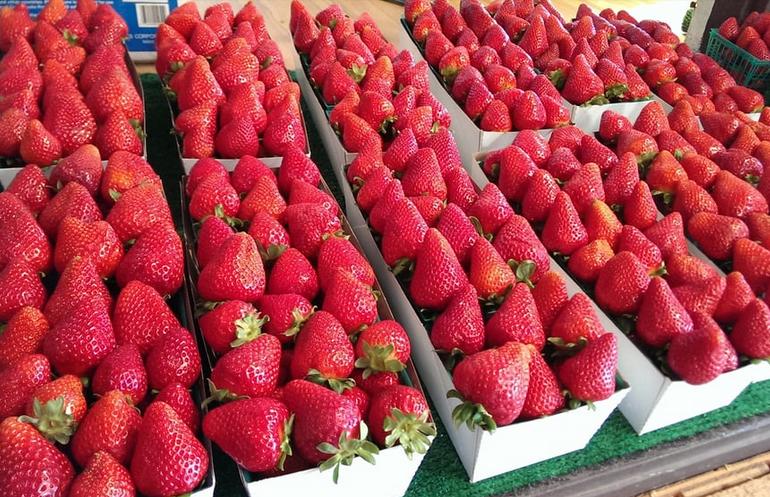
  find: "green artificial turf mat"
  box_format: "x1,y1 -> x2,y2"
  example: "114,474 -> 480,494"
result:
140,73 -> 770,497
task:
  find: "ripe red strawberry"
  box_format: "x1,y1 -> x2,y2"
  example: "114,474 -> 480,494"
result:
467,183 -> 514,236
176,56 -> 225,110
291,310 -> 354,391
155,383 -> 199,432
316,237 -> 375,290
145,328 -> 200,390
381,198 -> 428,269
198,232 -> 266,302
687,212 -> 748,261
355,320 -> 410,374
520,348 -> 565,419
530,271 -> 568,332
197,216 -> 235,268
0,259 -> 46,321
0,307 -> 47,370
323,269 -> 378,334
486,282 -> 545,349
668,314 -> 728,384
567,239 -> 614,283
617,129 -> 660,165
599,110 -> 632,142
239,175 -> 285,223
47,144 -> 102,197
713,272 -> 754,324
8,164 -> 52,219
231,156 -> 276,194
188,175 -> 240,223
367,385 -> 434,457
268,248 -> 319,301
713,170 -> 769,219
644,212 -> 689,260
401,148 -> 447,200
672,274 -> 727,316
369,181 -> 405,234
684,128 -> 726,158
115,223 -> 183,296
44,254 -> 111,324
131,401 -> 208,497
595,251 -> 653,315
431,283 -> 485,357
719,17 -> 739,41
584,199 -> 623,249
672,179 -> 718,222
199,300 -> 262,354
209,334 -> 281,400
86,68 -> 143,123
38,182 -> 102,240
562,54 -> 605,105
733,238 -> 770,293
450,342 -> 531,430
258,293 -> 313,344
204,398 -> 292,473
92,344 -> 147,405
0,108 -> 29,157
557,332 -> 617,402
100,151 -> 160,203
541,191 -> 588,255
620,181 -> 656,230
19,118 -> 61,165
730,298 -> 770,359
410,228 -> 468,310
0,417 -> 74,497
284,203 -> 342,259
0,353 -> 51,419
107,183 -> 173,243
549,293 -> 605,344
645,150 -> 687,195
635,276 -> 693,348
54,218 -> 123,278
113,281 -> 180,355
71,390 -> 142,467
468,235 -> 515,300
578,135 -> 618,173
69,451 -> 135,497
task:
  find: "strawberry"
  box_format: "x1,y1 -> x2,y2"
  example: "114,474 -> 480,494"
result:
204,398 -> 292,473
71,390 -> 142,467
468,237 -> 515,300
486,282 -> 545,349
541,191 -> 589,255
731,298 -> 770,359
562,54 -> 605,105
44,254 -> 111,324
672,179 -> 718,221
467,183 -> 514,236
176,56 -> 225,111
209,334 -> 281,400
0,108 -> 29,157
747,212 -> 770,246
578,135 -> 618,173
0,307 -> 47,371
733,238 -> 770,293
595,251 -> 653,314
713,272 -> 754,324
719,17 -> 739,41
54,218 -> 123,278
100,151 -> 160,203
567,239 -> 614,283
550,293 -> 605,344
113,281 -> 181,356
520,169 -> 559,223
617,129 -> 659,165
599,110 -> 632,142
544,147 -> 581,182
188,175 -> 241,223
0,418 -> 74,497
0,259 -> 46,321
115,223 -> 183,297
520,348 -> 565,419
687,212 -> 748,261
645,150 -> 687,195
38,182 -> 102,240
584,199 -> 623,249
672,276 -> 727,317
200,300 -> 263,354
381,199 -> 428,270
0,353 -> 51,419
401,148 -> 447,200
369,181 -> 405,234
366,385 -> 434,457
92,344 -> 147,405
410,228 -> 468,311
290,309 -> 355,390
284,203 -> 343,259
480,99 -> 513,131
239,175 -> 285,223
431,283 -> 485,357
198,216 -> 235,268
644,212 -> 689,260
269,242 -> 320,297
495,145 -> 537,201
86,68 -> 143,123
259,294 -> 313,344
6,164 -> 51,215
727,86 -> 764,113
323,269 -> 378,334
678,154 -> 719,189
154,383 -> 199,433
69,451 -> 135,497
557,332 -> 617,402
596,59 -> 628,99
445,167 -> 479,212
283,379 -> 373,477
450,342 -> 530,430
713,170 -> 769,219
19,118 -> 61,165
231,156 -> 275,195
107,183 -> 173,244
198,233 -> 266,302
667,314 -> 728,384
131,402 -> 208,497
354,320 -> 410,374
684,128 -> 726,158
48,144 -> 102,196
145,328 -> 200,390
514,129 -> 551,166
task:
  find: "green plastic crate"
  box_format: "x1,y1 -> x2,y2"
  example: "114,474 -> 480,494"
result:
705,28 -> 770,91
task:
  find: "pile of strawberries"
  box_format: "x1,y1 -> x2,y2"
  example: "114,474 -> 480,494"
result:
404,0 -> 573,131
477,100 -> 770,385
719,12 -> 770,61
156,1 -> 306,159
0,151 -> 210,497
184,154 -> 434,480
291,1 -> 455,154
0,0 -> 144,164
327,96 -> 621,428
567,4 -> 767,115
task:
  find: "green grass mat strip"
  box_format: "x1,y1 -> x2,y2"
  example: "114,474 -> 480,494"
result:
139,73 -> 770,497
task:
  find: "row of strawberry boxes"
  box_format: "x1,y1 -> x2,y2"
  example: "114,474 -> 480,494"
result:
175,158 -> 436,497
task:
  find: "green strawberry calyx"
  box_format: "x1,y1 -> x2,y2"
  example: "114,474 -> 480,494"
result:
230,312 -> 269,348
201,379 -> 247,407
283,307 -> 316,338
390,257 -> 415,276
383,407 -> 436,459
306,369 -> 355,394
446,389 -> 497,433
564,389 -> 596,411
278,414 -> 295,471
19,397 -> 77,445
318,421 -> 380,484
348,64 -> 367,84
258,243 -> 288,262
508,259 -> 537,289
213,204 -> 244,228
604,83 -> 629,101
354,341 -> 406,378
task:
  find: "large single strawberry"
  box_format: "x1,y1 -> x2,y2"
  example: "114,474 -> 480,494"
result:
283,203 -> 342,259
0,418 -> 74,497
106,183 -> 173,243
595,251 -> 652,314
557,333 -> 617,402
209,334 -> 281,400
155,383 -> 200,433
635,277 -> 694,347
198,233 -> 266,302
667,314 -> 728,384
714,272 -> 754,324
22,372 -> 87,445
145,328 -> 201,390
731,298 -> 770,359
322,269 -> 378,334
0,307 -> 47,370
115,223 -> 183,296
38,181 -> 102,239
131,401 -> 209,497
541,191 -> 588,255
0,353 -> 50,419
410,228 -> 468,310
549,294 -> 605,345
450,342 -> 531,430
54,218 -> 124,278
367,385 -> 435,456
6,164 -> 51,215
69,451 -> 135,497
0,259 -> 46,321
44,255 -> 112,325
71,390 -> 142,467
0,194 -> 52,273
291,311 -> 355,391
92,344 -> 147,405
204,398 -> 292,472
486,283 -> 545,349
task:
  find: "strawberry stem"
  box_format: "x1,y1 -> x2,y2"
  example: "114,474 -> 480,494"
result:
317,422 -> 379,483
446,390 -> 497,432
230,312 -> 269,348
383,407 -> 436,459
354,341 -> 406,378
306,369 -> 355,393
278,414 -> 295,471
19,397 -> 76,445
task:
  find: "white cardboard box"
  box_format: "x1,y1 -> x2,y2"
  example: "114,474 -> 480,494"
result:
179,168 -> 434,497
